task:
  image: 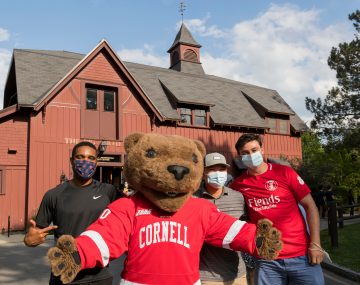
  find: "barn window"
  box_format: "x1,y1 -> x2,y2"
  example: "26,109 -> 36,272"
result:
104,90 -> 115,112
279,119 -> 289,134
82,85 -> 118,140
267,117 -> 289,134
180,108 -> 192,124
86,88 -> 97,110
179,106 -> 208,127
268,118 -> 277,133
194,109 -> 206,126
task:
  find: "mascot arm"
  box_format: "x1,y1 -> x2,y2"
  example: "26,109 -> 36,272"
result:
77,203 -> 131,269
204,207 -> 282,260
47,201 -> 132,284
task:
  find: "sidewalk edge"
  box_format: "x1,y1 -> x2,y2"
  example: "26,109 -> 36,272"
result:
321,261 -> 360,282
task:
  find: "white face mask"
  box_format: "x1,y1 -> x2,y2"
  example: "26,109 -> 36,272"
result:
241,151 -> 264,169
207,171 -> 227,188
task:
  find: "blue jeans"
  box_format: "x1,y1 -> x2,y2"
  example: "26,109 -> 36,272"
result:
255,255 -> 324,285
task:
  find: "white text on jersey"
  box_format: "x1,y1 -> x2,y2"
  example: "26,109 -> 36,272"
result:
247,194 -> 280,211
139,221 -> 190,249
136,209 -> 152,216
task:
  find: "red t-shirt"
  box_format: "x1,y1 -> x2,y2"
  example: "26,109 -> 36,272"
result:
231,163 -> 311,259
76,194 -> 258,285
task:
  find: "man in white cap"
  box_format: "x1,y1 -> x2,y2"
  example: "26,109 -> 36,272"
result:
194,152 -> 247,285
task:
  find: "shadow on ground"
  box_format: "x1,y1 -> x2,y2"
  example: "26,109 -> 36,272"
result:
0,239 -> 125,285
0,241 -> 50,284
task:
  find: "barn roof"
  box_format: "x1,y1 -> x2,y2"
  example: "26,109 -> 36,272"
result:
4,40 -> 307,132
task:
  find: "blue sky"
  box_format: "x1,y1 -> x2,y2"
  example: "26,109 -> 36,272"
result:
0,0 -> 359,123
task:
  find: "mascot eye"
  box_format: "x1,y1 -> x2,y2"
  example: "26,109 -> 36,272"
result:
192,154 -> 198,163
146,148 -> 157,158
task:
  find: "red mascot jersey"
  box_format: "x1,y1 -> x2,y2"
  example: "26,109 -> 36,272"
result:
76,193 -> 258,285
231,163 -> 311,259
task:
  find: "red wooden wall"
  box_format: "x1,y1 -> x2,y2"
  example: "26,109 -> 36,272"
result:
0,114 -> 28,231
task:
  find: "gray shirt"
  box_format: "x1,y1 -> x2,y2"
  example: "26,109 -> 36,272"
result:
193,183 -> 247,281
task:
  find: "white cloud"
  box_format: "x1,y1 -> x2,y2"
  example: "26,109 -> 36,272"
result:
201,4 -> 351,121
117,45 -> 168,68
180,15 -> 226,38
0,49 -> 12,109
0,28 -> 10,42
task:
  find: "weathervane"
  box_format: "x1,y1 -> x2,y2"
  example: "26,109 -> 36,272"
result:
179,1 -> 186,23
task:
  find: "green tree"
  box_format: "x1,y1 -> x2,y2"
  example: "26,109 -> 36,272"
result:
301,132 -> 324,163
305,10 -> 360,141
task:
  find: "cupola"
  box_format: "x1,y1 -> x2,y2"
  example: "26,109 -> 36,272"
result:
168,23 -> 204,75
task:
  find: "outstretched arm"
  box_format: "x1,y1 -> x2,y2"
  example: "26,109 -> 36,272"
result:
24,219 -> 58,247
204,206 -> 282,259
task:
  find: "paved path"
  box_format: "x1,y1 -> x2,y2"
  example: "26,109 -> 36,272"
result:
0,234 -> 125,285
0,236 -> 50,284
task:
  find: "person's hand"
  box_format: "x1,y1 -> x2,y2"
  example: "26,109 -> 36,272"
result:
308,242 -> 325,265
123,187 -> 129,197
24,219 -> 58,247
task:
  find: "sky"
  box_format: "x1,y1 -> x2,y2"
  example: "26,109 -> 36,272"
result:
0,0 -> 359,124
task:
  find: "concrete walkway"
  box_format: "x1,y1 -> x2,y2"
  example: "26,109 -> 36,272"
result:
0,234 -> 125,285
0,234 -> 50,284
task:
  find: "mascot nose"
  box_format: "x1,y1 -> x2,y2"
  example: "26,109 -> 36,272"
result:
167,165 -> 190,181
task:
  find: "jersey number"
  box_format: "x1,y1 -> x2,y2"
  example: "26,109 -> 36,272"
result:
99,209 -> 111,219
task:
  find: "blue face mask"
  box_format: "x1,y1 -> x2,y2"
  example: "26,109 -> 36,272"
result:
241,151 -> 263,169
207,171 -> 228,188
73,159 -> 97,180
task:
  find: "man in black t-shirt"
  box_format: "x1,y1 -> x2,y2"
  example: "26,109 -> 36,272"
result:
24,141 -> 118,285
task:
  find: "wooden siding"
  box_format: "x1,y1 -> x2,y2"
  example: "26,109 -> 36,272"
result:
264,134 -> 302,160
0,114 -> 28,231
0,115 -> 28,166
77,50 -> 124,85
0,166 -> 27,231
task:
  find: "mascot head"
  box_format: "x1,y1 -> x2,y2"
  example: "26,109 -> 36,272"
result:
124,133 -> 206,212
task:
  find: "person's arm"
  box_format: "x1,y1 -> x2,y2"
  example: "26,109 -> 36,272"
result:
24,219 -> 58,247
299,194 -> 324,264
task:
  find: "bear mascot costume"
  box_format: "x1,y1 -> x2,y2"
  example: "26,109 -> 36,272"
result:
47,133 -> 282,285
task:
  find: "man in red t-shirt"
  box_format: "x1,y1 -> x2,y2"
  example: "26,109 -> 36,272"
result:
231,133 -> 324,285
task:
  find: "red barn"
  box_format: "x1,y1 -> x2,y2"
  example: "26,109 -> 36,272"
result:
0,24 -> 307,232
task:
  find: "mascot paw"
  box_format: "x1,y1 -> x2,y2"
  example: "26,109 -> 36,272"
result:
255,219 -> 283,260
47,235 -> 81,284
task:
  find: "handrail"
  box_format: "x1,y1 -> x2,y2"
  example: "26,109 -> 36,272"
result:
328,201 -> 359,248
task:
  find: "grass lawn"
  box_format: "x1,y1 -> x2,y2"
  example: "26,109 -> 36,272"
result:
320,223 -> 360,272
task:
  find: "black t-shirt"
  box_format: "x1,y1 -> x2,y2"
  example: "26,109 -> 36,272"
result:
35,180 -> 118,284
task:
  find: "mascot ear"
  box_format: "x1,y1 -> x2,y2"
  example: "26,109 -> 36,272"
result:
193,139 -> 206,158
125,133 -> 144,153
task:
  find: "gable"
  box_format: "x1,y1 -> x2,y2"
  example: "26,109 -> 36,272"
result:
77,51 -> 124,85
